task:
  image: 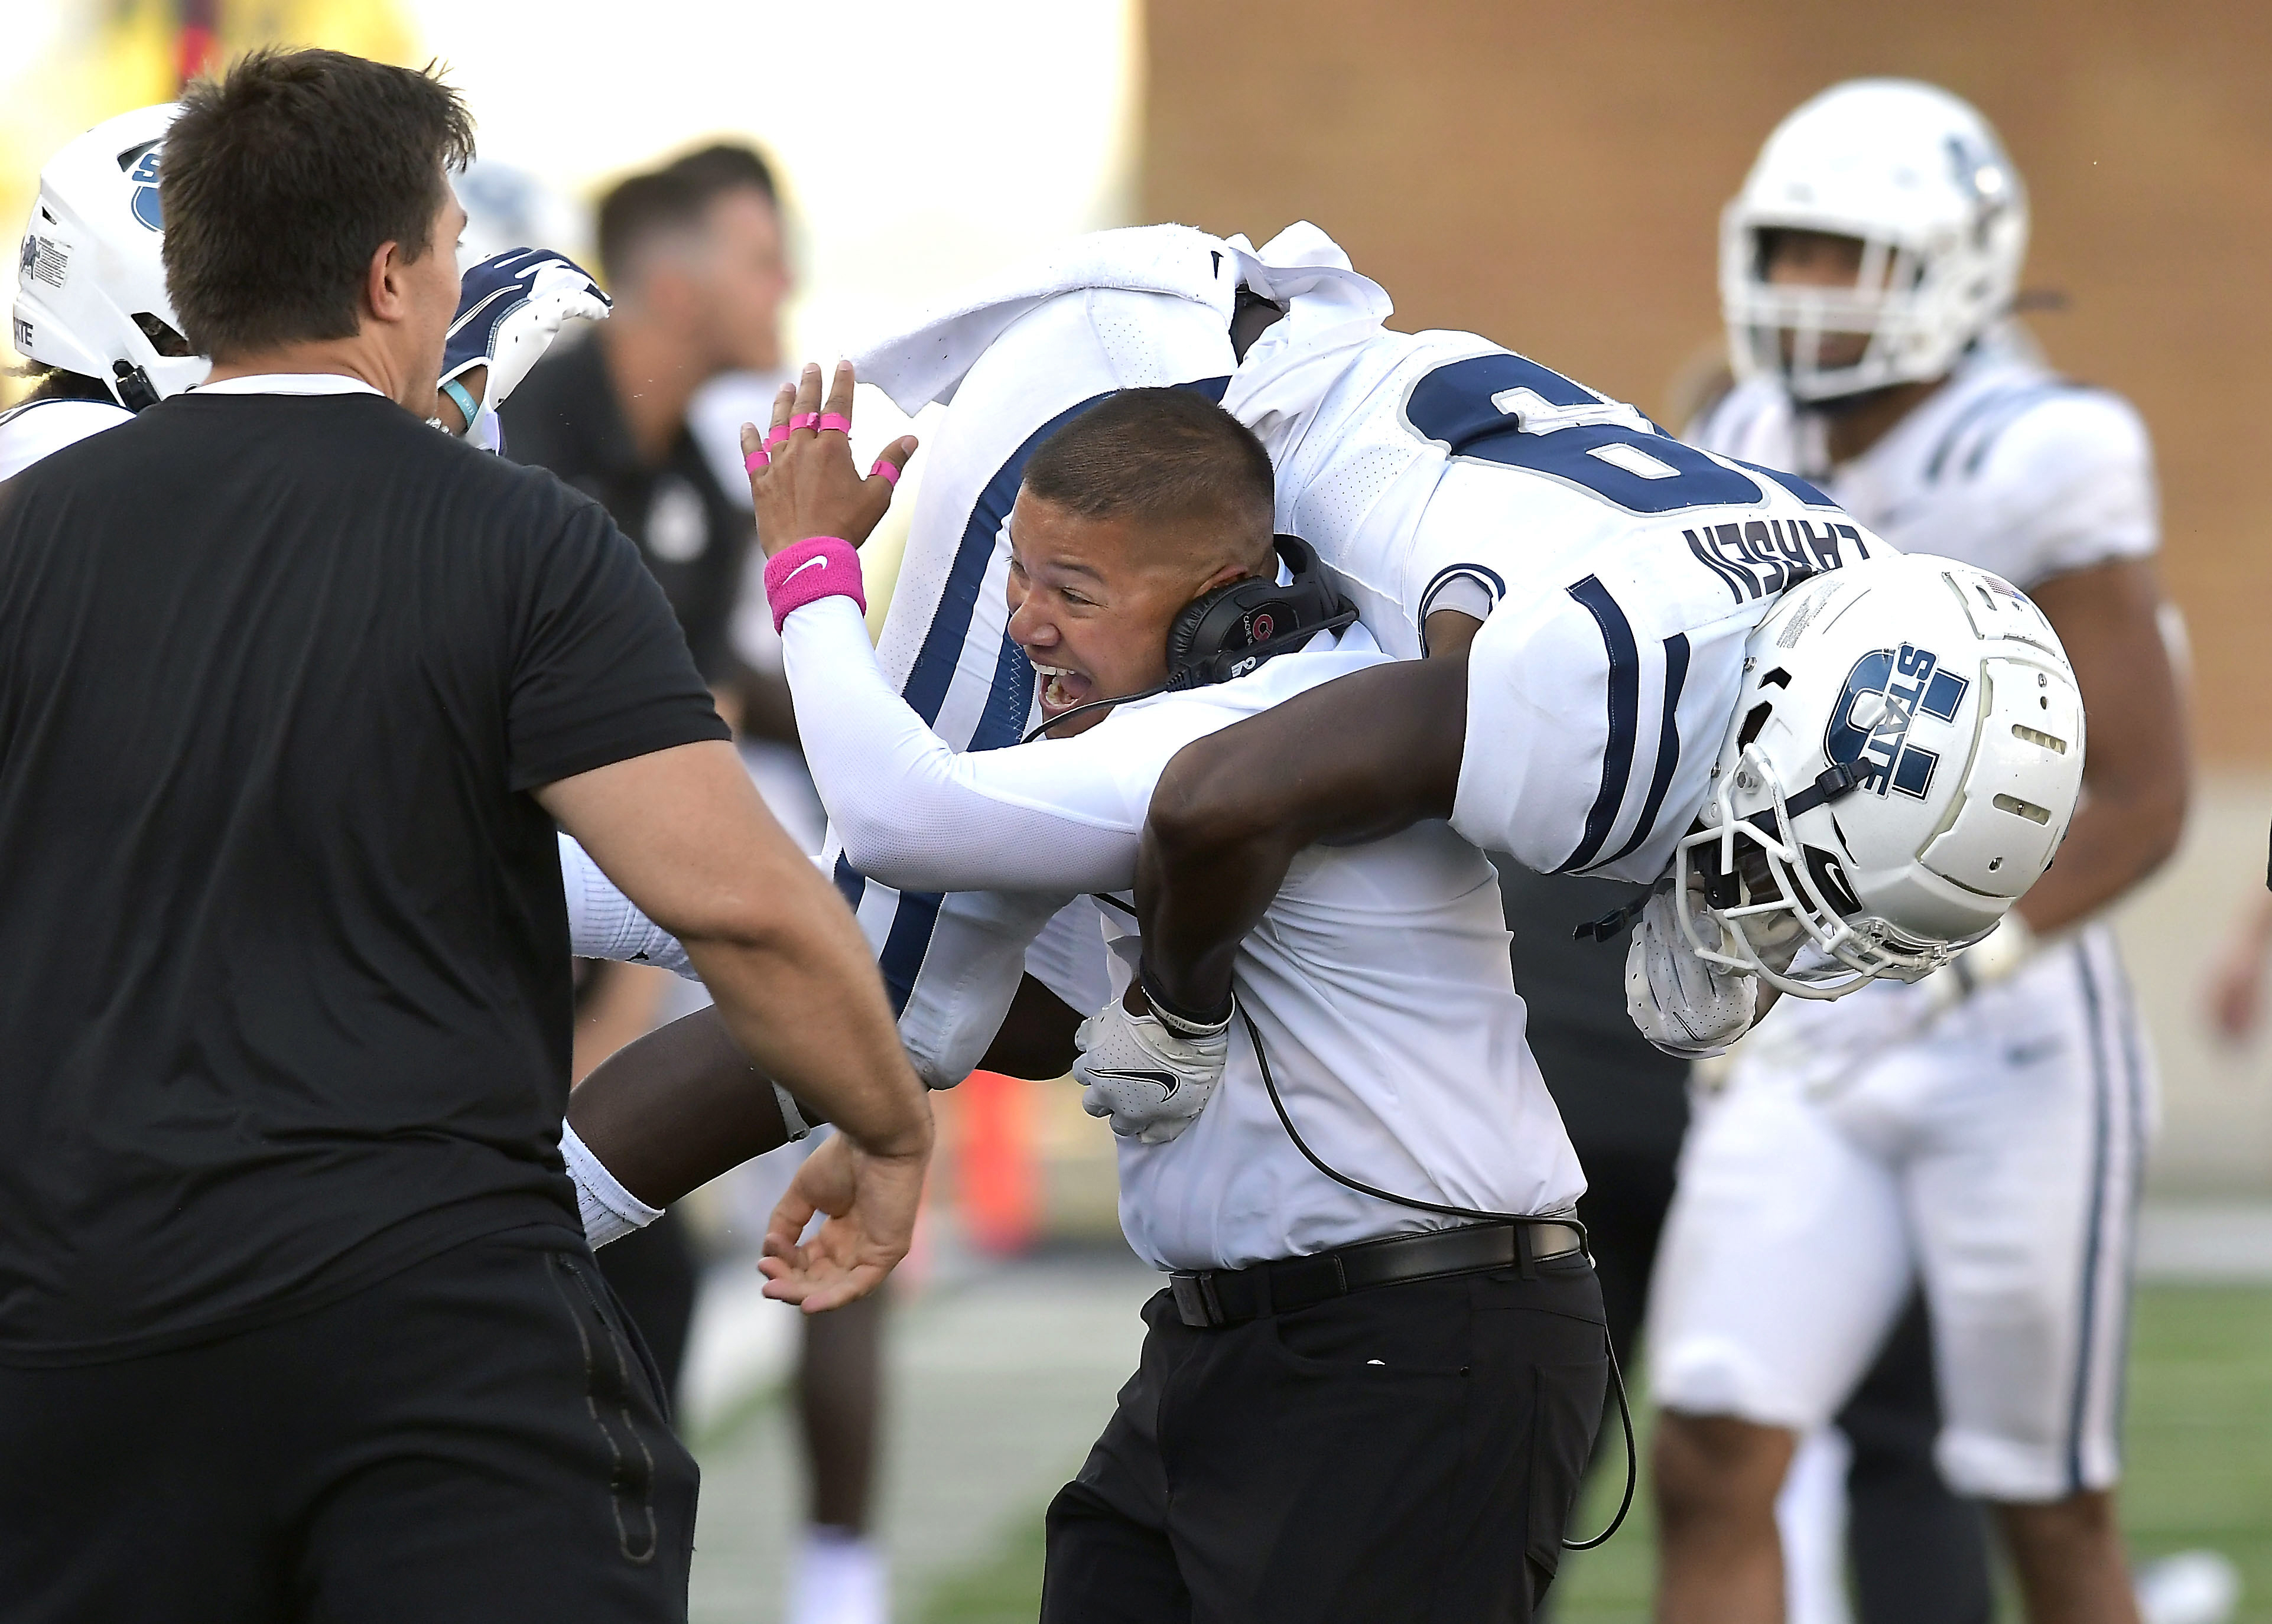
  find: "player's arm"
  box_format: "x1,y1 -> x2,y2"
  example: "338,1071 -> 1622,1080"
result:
1136,636 -> 1470,1019
567,969 -> 1080,1212
539,741 -> 930,1310
2010,556 -> 2187,933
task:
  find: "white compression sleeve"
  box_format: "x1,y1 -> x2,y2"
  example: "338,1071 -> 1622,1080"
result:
560,1121 -> 662,1249
780,597 -> 1151,894
557,833 -> 698,978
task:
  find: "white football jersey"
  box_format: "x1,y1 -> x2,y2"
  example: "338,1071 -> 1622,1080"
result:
0,395 -> 132,481
1686,331 -> 2156,590
1223,315 -> 1893,882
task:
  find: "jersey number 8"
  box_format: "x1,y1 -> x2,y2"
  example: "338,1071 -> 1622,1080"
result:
1405,353 -> 1763,516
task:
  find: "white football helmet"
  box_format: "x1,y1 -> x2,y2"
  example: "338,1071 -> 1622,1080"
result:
13,103 -> 206,411
1722,79 -> 2028,402
1675,552 -> 2084,1000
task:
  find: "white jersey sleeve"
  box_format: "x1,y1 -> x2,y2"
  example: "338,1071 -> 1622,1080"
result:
557,833 -> 697,978
0,397 -> 134,481
1452,512 -> 1888,883
784,591 -> 1386,897
1971,388 -> 2157,580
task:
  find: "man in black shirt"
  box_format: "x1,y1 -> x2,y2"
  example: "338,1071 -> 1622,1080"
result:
503,147 -> 794,731
0,49 -> 928,1624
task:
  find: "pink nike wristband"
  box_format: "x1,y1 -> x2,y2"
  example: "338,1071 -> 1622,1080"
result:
764,536 -> 866,633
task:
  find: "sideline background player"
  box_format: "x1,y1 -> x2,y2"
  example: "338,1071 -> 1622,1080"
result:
1652,79 -> 2189,1624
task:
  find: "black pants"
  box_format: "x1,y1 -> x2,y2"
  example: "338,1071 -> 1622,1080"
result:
1041,1255 -> 1609,1624
0,1223 -> 699,1623
597,1205 -> 702,1405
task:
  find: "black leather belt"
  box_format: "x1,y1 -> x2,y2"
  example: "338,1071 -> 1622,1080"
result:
1168,1220 -> 1585,1329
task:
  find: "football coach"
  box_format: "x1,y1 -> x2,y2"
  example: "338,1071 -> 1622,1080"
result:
0,49 -> 929,1624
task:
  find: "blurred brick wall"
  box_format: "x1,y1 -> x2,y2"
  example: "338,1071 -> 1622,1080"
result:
1144,1 -> 2272,761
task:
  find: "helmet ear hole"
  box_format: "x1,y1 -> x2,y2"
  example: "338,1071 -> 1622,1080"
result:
130,312 -> 191,357
1736,702 -> 1774,750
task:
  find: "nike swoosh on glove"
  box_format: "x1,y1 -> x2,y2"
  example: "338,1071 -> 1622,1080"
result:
1072,996 -> 1231,1145
443,248 -> 612,415
1626,882 -> 1759,1059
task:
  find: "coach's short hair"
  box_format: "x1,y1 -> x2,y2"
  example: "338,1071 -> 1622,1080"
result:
1021,389 -> 1274,548
162,48 -> 474,359
597,142 -> 779,288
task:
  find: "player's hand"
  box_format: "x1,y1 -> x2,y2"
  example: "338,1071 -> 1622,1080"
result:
1627,881 -> 1759,1058
1072,992 -> 1231,1145
742,361 -> 916,558
441,248 -> 610,417
756,1129 -> 928,1313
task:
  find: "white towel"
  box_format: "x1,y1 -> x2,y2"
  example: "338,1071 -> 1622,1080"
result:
850,220 -> 1393,415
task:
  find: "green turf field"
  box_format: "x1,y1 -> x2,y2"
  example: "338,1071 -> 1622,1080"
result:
915,1285 -> 2272,1623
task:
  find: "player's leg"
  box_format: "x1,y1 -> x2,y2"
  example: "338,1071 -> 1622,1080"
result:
1837,1291 -> 1994,1624
786,1284 -> 889,1624
1907,932 -> 2151,1624
1649,1060 -> 1915,1624
291,1226 -> 700,1623
730,1130 -> 895,1624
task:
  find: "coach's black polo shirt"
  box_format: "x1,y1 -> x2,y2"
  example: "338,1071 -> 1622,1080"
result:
501,333 -> 754,684
0,376 -> 728,1364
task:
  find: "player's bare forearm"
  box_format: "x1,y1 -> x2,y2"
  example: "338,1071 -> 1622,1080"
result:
2015,559 -> 2189,935
540,741 -> 932,1164
1137,655 -> 1469,1014
568,1007 -> 801,1206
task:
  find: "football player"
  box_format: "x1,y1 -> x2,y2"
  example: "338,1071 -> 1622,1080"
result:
5,102 -> 604,476
1649,80 -> 2187,1624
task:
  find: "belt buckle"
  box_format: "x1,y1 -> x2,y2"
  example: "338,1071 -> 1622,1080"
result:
1169,1271 -> 1221,1327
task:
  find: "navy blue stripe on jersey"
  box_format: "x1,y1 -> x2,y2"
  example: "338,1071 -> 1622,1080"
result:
831,852 -> 864,911
1603,633 -> 1691,868
1418,562 -> 1508,642
2067,938 -> 2114,1493
1962,384 -> 2091,479
1923,381 -> 2082,484
1727,457 -> 1839,509
1556,575 -> 1639,873
851,374 -> 1231,1016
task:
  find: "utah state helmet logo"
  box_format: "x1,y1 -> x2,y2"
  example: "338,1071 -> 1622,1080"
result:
1824,643 -> 1970,800
127,149 -> 164,232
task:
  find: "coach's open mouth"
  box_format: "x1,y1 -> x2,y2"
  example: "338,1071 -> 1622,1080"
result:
1031,661 -> 1093,719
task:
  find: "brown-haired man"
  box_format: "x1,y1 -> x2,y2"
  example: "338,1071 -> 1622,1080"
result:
0,48 -> 927,1623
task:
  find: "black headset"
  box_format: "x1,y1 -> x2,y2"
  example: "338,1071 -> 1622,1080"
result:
1022,535 -> 1357,743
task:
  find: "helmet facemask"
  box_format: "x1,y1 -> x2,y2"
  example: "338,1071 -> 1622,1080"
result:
1673,741 -> 1966,1001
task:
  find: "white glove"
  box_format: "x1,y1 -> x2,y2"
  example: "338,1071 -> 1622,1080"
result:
1627,883 -> 1759,1059
1072,995 -> 1231,1145
442,248 -> 611,416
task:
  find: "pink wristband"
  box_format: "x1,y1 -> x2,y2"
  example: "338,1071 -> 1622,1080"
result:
764,536 -> 866,633
744,448 -> 769,472
870,458 -> 901,486
817,412 -> 852,434
764,424 -> 791,451
789,412 -> 820,432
